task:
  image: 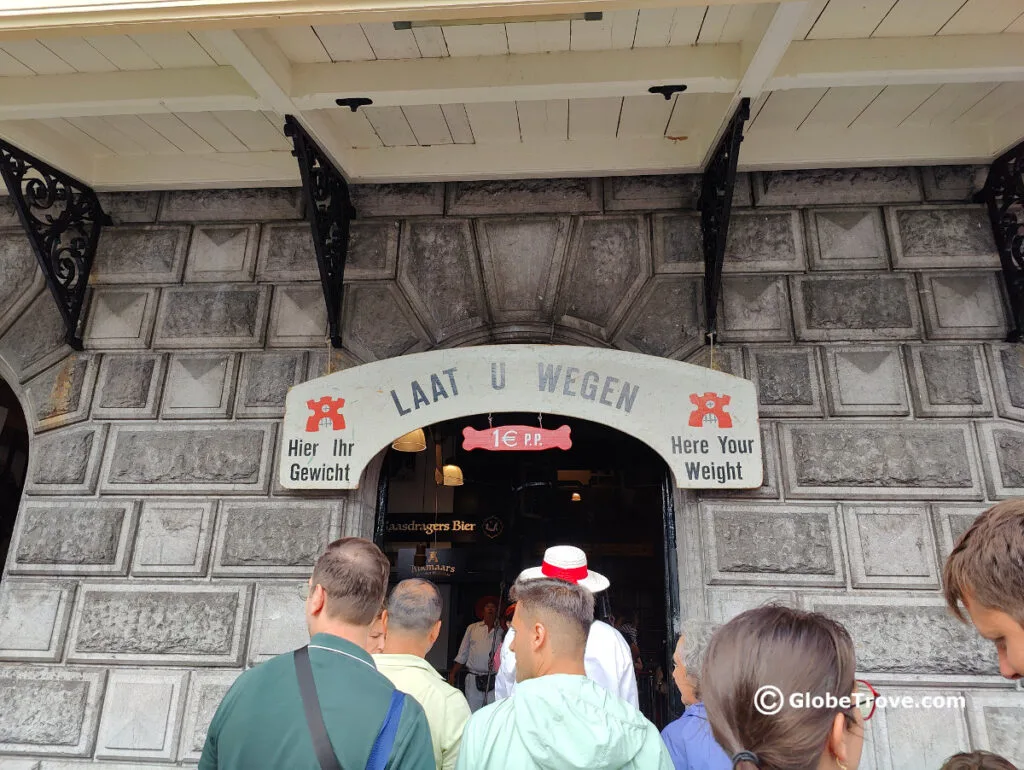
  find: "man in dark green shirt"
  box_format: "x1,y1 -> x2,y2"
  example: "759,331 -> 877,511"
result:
200,538 -> 435,770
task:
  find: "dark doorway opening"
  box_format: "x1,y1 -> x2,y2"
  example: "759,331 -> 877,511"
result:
0,378 -> 29,568
376,412 -> 678,727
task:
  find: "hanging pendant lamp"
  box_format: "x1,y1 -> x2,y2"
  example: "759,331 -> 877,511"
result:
392,428 -> 427,452
442,461 -> 464,486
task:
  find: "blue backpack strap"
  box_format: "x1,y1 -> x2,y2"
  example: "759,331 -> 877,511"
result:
366,690 -> 404,770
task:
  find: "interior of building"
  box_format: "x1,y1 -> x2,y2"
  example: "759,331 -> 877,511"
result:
0,380 -> 27,567
380,412 -> 675,725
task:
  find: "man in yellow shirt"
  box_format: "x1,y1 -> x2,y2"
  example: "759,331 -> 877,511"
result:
374,579 -> 472,770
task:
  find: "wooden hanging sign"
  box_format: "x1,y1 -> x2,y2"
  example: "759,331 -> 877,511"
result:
462,425 -> 572,452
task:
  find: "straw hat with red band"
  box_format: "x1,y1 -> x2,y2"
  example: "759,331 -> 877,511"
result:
518,545 -> 610,593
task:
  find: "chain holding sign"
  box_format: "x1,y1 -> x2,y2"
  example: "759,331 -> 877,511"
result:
462,425 -> 572,452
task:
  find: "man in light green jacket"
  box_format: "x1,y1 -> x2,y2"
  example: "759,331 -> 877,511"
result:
374,579 -> 471,770
456,576 -> 672,770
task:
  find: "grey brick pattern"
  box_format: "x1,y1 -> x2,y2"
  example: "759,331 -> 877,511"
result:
0,580 -> 75,661
160,354 -> 238,419
792,274 -> 922,341
918,272 -> 1009,340
0,234 -> 44,339
701,503 -> 844,587
153,285 -> 271,349
746,347 -> 824,417
842,504 -> 939,589
185,224 -> 259,283
399,218 -> 488,343
211,501 -> 339,577
446,178 -> 601,215
476,217 -> 570,324
92,225 -> 189,284
718,276 -> 793,342
8,500 -> 137,576
0,173 -> 1018,765
94,669 -> 188,761
100,423 -> 276,494
614,275 -> 703,360
556,215 -> 650,340
92,353 -> 166,419
906,344 -> 992,417
179,670 -> 242,761
131,501 -> 215,577
779,422 -> 984,500
804,208 -> 889,271
0,667 -> 105,757
988,344 -> 1024,421
887,207 -> 998,270
83,288 -> 160,351
753,167 -> 922,206
802,595 -> 998,677
24,425 -> 107,495
23,355 -> 98,432
0,294 -> 72,382
966,693 -> 1024,767
822,346 -> 909,417
159,188 -> 302,222
349,182 -> 443,217
67,584 -> 251,665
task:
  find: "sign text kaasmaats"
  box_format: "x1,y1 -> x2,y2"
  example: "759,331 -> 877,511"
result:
279,345 -> 762,490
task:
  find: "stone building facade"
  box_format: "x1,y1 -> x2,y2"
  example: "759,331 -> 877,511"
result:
0,166 -> 1022,769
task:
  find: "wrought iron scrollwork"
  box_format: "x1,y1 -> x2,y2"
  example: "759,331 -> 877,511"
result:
975,141 -> 1024,342
283,115 -> 356,349
0,139 -> 111,350
699,98 -> 750,346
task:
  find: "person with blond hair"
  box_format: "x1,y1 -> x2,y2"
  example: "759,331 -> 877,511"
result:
700,605 -> 870,770
943,499 -> 1024,680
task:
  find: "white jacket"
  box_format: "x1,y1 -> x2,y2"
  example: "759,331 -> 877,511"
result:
494,620 -> 639,707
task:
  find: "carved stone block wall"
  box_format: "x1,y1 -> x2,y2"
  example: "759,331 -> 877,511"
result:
0,171 -> 1018,766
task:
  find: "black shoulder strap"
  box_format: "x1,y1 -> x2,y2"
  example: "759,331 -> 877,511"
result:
294,646 -> 344,770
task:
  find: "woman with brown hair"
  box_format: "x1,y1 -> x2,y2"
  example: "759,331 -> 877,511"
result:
700,605 -> 873,770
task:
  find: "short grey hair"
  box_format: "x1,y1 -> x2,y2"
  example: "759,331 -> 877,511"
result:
386,579 -> 442,634
511,577 -> 594,651
677,618 -> 720,699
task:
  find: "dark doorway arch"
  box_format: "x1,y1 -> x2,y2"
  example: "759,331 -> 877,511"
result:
0,377 -> 29,568
374,411 -> 681,727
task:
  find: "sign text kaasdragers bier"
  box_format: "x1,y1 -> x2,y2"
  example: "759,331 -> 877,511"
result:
279,345 -> 762,490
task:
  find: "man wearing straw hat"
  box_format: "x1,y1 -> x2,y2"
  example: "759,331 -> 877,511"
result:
494,545 -> 638,707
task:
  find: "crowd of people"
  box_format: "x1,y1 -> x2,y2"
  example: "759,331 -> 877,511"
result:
197,498 -> 1024,770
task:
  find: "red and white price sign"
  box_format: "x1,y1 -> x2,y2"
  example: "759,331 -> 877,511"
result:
462,425 -> 572,452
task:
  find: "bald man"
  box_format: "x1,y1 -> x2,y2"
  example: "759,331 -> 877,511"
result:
374,579 -> 471,770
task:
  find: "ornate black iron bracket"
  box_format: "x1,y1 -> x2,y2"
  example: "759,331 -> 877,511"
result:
699,98 -> 750,346
283,115 -> 356,349
975,140 -> 1024,343
0,139 -> 111,350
